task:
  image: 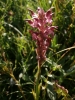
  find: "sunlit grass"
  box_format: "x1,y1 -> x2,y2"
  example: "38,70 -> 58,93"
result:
0,0 -> 75,100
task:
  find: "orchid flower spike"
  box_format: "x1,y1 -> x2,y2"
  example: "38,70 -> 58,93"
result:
26,7 -> 57,65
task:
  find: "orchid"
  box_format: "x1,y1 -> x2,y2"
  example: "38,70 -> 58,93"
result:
26,7 -> 57,65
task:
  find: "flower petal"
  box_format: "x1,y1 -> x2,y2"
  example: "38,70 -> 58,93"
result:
25,19 -> 33,25
46,9 -> 52,17
28,9 -> 34,16
30,30 -> 38,40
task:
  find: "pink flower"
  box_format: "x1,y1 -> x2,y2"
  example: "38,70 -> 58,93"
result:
26,7 -> 57,65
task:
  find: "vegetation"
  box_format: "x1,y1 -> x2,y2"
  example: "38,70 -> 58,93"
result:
0,0 -> 75,100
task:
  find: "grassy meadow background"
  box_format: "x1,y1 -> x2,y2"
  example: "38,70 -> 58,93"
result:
0,0 -> 75,100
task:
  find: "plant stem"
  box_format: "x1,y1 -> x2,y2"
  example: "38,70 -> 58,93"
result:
10,74 -> 26,100
35,61 -> 41,100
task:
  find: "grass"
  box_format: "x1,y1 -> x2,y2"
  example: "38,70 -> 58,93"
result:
0,0 -> 75,100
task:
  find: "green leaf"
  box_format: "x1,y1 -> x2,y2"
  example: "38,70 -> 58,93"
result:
47,83 -> 56,100
66,65 -> 75,77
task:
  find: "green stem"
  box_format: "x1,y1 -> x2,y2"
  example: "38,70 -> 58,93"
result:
35,61 -> 41,100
